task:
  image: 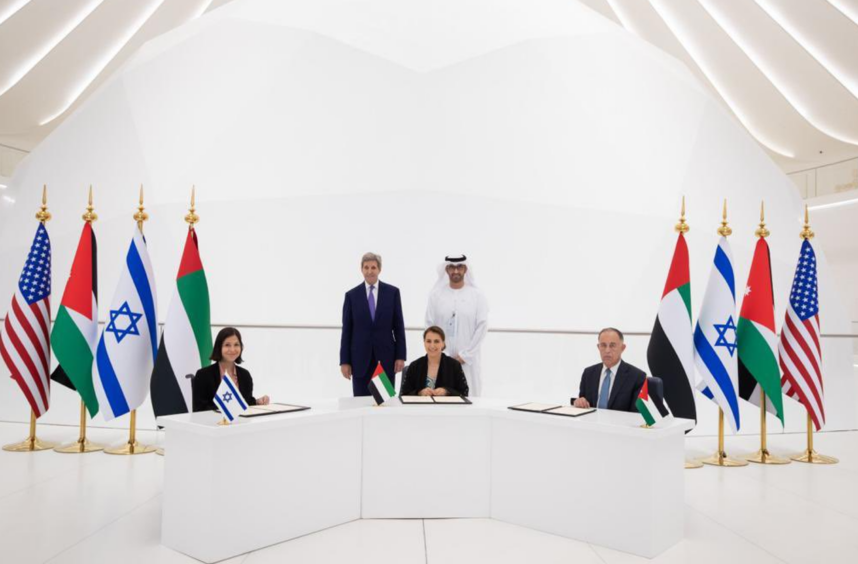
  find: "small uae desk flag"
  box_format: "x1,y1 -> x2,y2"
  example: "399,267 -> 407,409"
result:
368,362 -> 395,405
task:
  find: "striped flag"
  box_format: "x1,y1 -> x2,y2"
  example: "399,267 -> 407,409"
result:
50,222 -> 99,417
0,223 -> 52,417
151,229 -> 212,419
92,227 -> 158,421
779,240 -> 824,430
368,362 -> 395,405
647,232 -> 696,423
636,379 -> 668,426
737,237 -> 784,425
214,375 -> 248,421
694,237 -> 741,433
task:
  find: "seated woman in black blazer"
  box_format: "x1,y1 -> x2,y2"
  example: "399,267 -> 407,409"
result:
401,326 -> 469,397
192,327 -> 270,412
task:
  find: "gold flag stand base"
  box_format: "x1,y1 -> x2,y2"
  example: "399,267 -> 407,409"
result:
791,413 -> 837,464
55,438 -> 104,454
104,410 -> 156,455
742,397 -> 789,464
700,408 -> 747,467
685,459 -> 703,469
3,436 -> 57,452
700,450 -> 748,467
55,402 -> 104,453
3,411 -> 57,452
743,449 -> 790,465
217,417 -> 231,426
104,441 -> 157,455
791,449 -> 838,465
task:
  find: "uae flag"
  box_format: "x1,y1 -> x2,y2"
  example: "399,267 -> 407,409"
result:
368,362 -> 395,405
50,222 -> 99,417
738,237 -> 784,424
636,379 -> 668,426
647,232 -> 696,422
150,229 -> 212,419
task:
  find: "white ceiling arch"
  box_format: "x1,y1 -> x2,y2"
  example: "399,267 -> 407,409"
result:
0,0 -> 856,174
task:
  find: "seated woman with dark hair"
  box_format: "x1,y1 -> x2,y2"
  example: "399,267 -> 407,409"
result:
192,327 -> 270,412
400,326 -> 469,397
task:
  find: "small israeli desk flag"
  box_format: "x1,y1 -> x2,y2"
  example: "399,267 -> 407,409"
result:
213,375 -> 248,422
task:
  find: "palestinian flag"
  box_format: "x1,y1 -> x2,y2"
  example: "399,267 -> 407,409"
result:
738,237 -> 783,424
647,232 -> 696,422
50,222 -> 99,417
150,229 -> 212,419
636,379 -> 667,426
368,362 -> 395,405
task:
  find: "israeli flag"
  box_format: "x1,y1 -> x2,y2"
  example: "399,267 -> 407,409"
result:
693,237 -> 740,433
93,228 -> 158,421
214,376 -> 248,421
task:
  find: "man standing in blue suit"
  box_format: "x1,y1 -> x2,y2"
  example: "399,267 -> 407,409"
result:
340,252 -> 407,396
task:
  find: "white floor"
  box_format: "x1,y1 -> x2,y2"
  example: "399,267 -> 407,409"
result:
0,422 -> 856,564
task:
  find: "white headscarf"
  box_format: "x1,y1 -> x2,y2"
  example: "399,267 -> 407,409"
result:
431,254 -> 478,293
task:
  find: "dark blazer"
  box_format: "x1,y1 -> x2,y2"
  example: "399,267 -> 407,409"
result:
573,361 -> 646,413
192,363 -> 257,412
401,354 -> 469,397
339,281 -> 406,381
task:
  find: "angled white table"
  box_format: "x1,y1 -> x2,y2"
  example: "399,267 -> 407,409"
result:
160,399 -> 693,562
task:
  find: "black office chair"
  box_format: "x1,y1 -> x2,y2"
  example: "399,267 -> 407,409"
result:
646,376 -> 670,417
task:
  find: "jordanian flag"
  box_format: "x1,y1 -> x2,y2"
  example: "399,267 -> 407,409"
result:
368,362 -> 395,405
50,222 -> 99,417
150,229 -> 212,418
636,379 -> 668,426
738,237 -> 784,425
647,232 -> 696,423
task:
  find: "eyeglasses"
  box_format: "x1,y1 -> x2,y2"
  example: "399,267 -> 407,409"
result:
597,343 -> 621,350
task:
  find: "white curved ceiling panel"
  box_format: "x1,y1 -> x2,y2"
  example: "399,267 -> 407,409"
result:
757,0 -> 858,101
700,0 -> 858,145
827,0 -> 858,25
0,0 -> 31,27
0,0 -> 103,98
648,0 -> 855,162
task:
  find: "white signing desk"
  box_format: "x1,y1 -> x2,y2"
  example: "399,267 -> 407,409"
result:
161,399 -> 693,562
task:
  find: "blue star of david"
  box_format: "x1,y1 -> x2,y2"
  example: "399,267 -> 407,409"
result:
713,316 -> 738,357
105,302 -> 143,343
222,392 -> 233,403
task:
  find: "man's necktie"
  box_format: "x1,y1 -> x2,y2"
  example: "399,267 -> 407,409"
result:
598,368 -> 612,409
368,285 -> 376,321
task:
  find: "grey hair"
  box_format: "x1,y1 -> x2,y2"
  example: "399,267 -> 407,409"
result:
598,327 -> 624,341
361,252 -> 382,269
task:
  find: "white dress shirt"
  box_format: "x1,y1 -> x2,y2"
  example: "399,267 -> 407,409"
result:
597,360 -> 622,405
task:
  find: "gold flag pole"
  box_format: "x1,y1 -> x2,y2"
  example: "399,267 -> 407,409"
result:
742,202 -> 789,465
155,186 -> 201,457
675,197 -> 703,469
701,200 -> 747,467
105,186 -> 156,455
56,187 -> 105,454
4,186 -> 58,452
791,206 -> 837,464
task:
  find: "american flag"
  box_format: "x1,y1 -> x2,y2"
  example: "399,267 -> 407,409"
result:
0,223 -> 52,417
779,239 -> 823,431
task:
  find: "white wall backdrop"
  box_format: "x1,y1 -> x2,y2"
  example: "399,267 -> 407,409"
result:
0,0 -> 854,436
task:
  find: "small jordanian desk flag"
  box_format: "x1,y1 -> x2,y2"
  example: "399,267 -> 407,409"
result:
151,227 -> 212,419
51,220 -> 99,417
636,379 -> 668,426
214,375 -> 248,421
737,212 -> 784,425
647,212 -> 696,423
368,362 -> 395,405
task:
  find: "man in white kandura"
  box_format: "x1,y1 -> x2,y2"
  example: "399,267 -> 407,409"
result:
425,255 -> 489,396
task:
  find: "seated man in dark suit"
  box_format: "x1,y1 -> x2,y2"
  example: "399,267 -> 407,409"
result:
572,327 -> 646,412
